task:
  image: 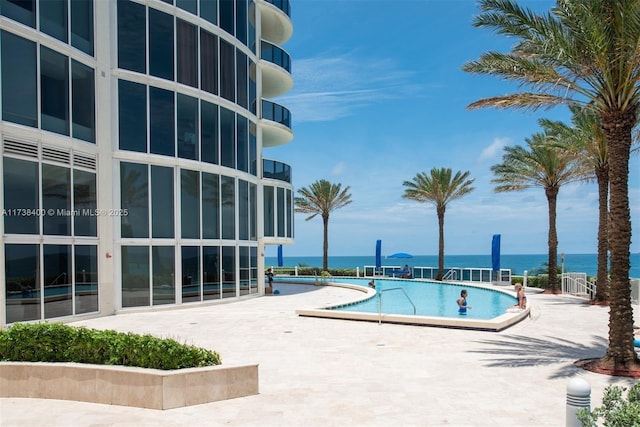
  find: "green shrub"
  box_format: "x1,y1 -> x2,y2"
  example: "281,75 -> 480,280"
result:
578,382 -> 640,426
0,322 -> 221,370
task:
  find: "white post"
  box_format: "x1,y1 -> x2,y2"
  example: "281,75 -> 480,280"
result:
356,267 -> 360,277
523,270 -> 528,288
566,378 -> 590,427
294,266 -> 298,276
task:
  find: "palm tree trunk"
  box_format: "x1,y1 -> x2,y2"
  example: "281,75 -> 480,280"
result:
545,187 -> 559,293
322,215 -> 329,271
600,109 -> 637,368
436,206 -> 445,281
594,165 -> 609,302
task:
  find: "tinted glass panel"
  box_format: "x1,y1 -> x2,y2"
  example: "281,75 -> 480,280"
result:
43,244 -> 72,318
248,0 -> 255,52
151,165 -> 174,238
149,8 -> 174,80
75,245 -> 98,314
5,244 -> 40,323
1,31 -> 37,127
121,246 -> 149,307
71,60 -> 95,142
203,246 -> 220,300
263,186 -> 274,237
152,246 -> 174,305
3,157 -> 39,234
249,60 -> 256,114
236,115 -> 248,172
250,183 -> 256,240
200,0 -> 217,24
236,0 -> 247,45
118,80 -> 147,152
177,93 -> 198,160
181,246 -> 200,302
73,169 -> 97,236
219,0 -> 233,36
150,87 -> 175,156
277,187 -> 285,237
120,162 -> 149,238
1,0 -> 35,27
220,107 -> 235,168
286,188 -> 292,237
176,0 -> 196,14
202,172 -> 219,239
249,122 -> 256,175
177,19 -> 197,88
219,40 -> 234,102
117,0 -> 145,73
238,180 -> 248,240
239,246 -> 249,295
221,245 -> 235,298
236,51 -> 247,109
40,0 -> 67,42
181,169 -> 200,238
71,0 -> 93,56
221,176 -> 234,239
40,46 -> 69,135
201,100 -> 218,164
42,164 -> 71,236
200,29 -> 218,95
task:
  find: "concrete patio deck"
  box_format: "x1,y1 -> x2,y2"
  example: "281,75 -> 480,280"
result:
0,282 -> 637,426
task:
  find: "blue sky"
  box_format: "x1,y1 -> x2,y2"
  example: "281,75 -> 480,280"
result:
264,0 -> 640,258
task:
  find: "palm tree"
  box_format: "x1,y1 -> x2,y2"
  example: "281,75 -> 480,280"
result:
294,180 -> 353,271
491,127 -> 585,293
541,106 -> 610,301
402,168 -> 475,280
462,0 -> 640,372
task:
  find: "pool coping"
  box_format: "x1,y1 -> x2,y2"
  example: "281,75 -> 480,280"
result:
289,279 -> 530,332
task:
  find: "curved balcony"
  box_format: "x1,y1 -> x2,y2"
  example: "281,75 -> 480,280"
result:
261,100 -> 293,147
263,158 -> 292,183
260,41 -> 292,98
257,0 -> 293,45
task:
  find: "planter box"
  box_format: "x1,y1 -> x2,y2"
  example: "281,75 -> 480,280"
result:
0,361 -> 258,409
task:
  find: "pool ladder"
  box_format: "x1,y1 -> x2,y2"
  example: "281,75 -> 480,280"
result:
377,287 -> 416,324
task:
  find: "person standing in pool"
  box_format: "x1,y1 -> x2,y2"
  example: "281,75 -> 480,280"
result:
457,289 -> 472,314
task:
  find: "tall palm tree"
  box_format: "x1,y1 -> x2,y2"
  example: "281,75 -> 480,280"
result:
541,106 -> 610,301
294,180 -> 353,271
491,128 -> 585,293
462,0 -> 640,371
402,168 -> 475,280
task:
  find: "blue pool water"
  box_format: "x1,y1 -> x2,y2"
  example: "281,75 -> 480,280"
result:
321,278 -> 517,320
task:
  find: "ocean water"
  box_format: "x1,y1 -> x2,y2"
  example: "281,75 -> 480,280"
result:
265,253 -> 640,278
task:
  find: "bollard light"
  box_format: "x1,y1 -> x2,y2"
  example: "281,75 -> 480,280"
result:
566,377 -> 590,427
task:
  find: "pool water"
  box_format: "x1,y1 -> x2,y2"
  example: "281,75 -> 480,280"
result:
326,278 -> 516,320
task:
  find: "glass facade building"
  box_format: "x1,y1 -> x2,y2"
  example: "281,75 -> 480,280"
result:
0,0 -> 294,326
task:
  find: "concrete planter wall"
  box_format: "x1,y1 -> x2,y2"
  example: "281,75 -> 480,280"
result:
0,361 -> 258,409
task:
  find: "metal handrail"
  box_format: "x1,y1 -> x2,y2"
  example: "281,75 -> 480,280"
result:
378,287 -> 416,324
442,269 -> 457,281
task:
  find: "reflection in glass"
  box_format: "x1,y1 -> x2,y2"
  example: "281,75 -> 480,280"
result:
3,157 -> 39,234
74,169 -> 97,236
249,123 -> 257,175
236,0 -> 247,45
202,172 -> 220,239
250,183 -> 257,240
177,19 -> 197,88
181,169 -> 200,238
151,166 -> 174,238
237,115 -> 248,172
150,87 -> 175,156
182,246 -> 201,303
72,60 -> 95,142
250,246 -> 258,293
200,0 -> 217,25
44,244 -> 72,319
152,246 -> 175,305
220,39 -> 235,102
118,80 -> 147,152
200,29 -> 218,95
236,51 -> 247,108
176,0 -> 197,15
43,164 -> 71,236
220,107 -> 235,168
120,162 -> 149,238
40,0 -> 67,42
2,0 -> 35,27
201,100 -> 219,164
238,180 -> 248,240
5,244 -> 40,323
41,46 -> 69,135
75,245 -> 98,314
177,94 -> 198,160
239,246 -> 249,295
286,188 -> 293,238
122,246 -> 150,307
203,246 -> 220,300
71,0 -> 94,56
263,186 -> 274,237
221,176 -> 235,240
117,0 -> 146,73
149,8 -> 174,80
1,31 -> 37,127
221,246 -> 235,298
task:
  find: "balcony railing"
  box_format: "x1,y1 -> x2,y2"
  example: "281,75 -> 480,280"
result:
261,40 -> 291,73
263,159 -> 291,183
262,100 -> 291,128
264,0 -> 291,17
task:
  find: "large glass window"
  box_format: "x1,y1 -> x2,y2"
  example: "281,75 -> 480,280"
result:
263,186 -> 274,237
40,0 -> 67,42
238,179 -> 248,240
177,94 -> 198,160
200,29 -> 218,95
236,0 -> 247,45
249,60 -> 257,114
5,244 -> 40,324
202,172 -> 219,239
201,100 -> 218,164
149,8 -> 174,80
120,162 -> 149,238
75,245 -> 98,314
40,46 -> 69,135
200,0 -> 217,25
73,169 -> 96,236
250,183 -> 256,240
237,115 -> 248,172
1,31 -> 37,127
181,246 -> 200,303
122,246 -> 150,307
152,246 -> 175,305
277,187 -> 285,237
42,164 -> 71,236
220,39 -> 235,102
150,86 -> 175,156
70,0 -> 94,56
221,176 -> 235,239
250,246 -> 257,292
177,19 -> 197,88
203,246 -> 220,300
3,157 -> 39,234
286,188 -> 293,238
181,169 -> 200,238
43,244 -> 72,318
236,51 -> 248,109
239,246 -> 249,295
249,123 -> 257,175
221,245 -> 235,298
71,60 -> 95,143
1,0 -> 35,27
118,80 -> 147,152
117,0 -> 145,73
220,107 -> 235,168
176,0 -> 196,15
219,0 -> 234,36
151,165 -> 174,238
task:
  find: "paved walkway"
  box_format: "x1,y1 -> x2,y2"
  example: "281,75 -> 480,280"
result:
1,283 -> 637,426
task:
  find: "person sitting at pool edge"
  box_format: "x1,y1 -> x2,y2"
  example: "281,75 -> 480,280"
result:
513,283 -> 527,309
368,279 -> 375,289
457,289 -> 471,314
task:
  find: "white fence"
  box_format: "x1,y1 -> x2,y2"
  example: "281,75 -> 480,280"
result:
363,265 -> 511,285
561,272 -> 596,298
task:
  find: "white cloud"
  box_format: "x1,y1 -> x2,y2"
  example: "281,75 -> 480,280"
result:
478,137 -> 510,163
330,161 -> 347,176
